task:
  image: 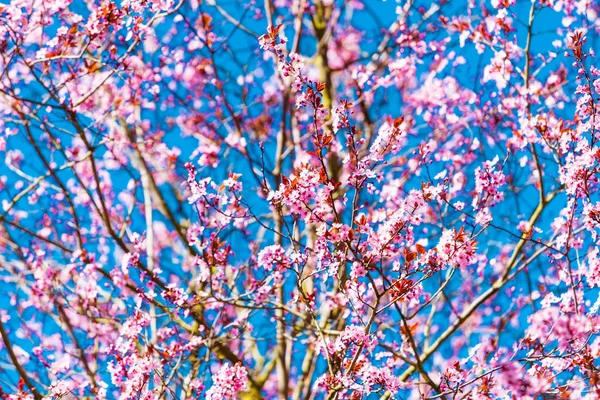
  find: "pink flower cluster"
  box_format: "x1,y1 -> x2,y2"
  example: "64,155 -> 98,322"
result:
206,363 -> 249,400
434,227 -> 478,270
473,156 -> 506,210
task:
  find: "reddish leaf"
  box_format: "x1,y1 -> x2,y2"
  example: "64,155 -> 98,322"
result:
401,322 -> 418,336
393,116 -> 404,128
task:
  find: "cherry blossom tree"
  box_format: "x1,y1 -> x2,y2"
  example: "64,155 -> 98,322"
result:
1,0 -> 600,399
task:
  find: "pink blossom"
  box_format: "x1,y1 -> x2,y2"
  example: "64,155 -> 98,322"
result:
206,363 -> 249,400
